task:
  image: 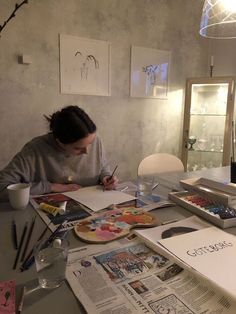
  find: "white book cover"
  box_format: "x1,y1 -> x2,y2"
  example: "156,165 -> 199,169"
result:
158,226 -> 236,298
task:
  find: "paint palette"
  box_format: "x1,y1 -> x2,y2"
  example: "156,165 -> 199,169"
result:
74,206 -> 159,243
169,191 -> 236,229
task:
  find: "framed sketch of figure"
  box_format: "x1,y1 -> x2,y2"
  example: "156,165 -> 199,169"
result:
60,34 -> 111,96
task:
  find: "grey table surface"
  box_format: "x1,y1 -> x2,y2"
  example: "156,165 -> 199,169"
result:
1,166 -> 235,314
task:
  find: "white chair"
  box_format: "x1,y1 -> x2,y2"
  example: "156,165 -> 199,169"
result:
138,153 -> 184,176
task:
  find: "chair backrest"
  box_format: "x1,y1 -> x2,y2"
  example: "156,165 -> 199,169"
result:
138,153 -> 184,176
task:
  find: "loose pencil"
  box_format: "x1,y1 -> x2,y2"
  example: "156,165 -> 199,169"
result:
12,219 -> 18,250
18,286 -> 26,313
13,222 -> 28,270
20,216 -> 36,262
20,221 -> 51,272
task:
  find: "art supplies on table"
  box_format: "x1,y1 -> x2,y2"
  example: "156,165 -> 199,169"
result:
0,280 -> 15,314
74,205 -> 159,243
169,177 -> 236,229
20,219 -> 68,272
31,193 -> 91,231
11,219 -> 18,250
13,222 -> 28,270
17,286 -> 26,314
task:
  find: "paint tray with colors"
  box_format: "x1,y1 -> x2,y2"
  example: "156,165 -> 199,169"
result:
168,191 -> 236,229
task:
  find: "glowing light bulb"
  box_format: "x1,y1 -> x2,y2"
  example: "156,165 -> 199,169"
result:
222,0 -> 236,12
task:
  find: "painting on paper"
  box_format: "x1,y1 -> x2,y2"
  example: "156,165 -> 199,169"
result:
130,45 -> 170,99
60,34 -> 111,96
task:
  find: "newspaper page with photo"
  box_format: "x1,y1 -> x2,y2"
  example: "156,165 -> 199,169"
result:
66,238 -> 236,314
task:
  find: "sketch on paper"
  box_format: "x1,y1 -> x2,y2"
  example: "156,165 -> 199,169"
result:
130,45 -> 170,99
74,51 -> 99,80
60,34 -> 111,96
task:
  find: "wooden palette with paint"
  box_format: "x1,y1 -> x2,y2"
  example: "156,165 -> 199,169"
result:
74,206 -> 159,243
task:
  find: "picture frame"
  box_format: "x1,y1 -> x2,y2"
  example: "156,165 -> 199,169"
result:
130,45 -> 170,99
59,34 -> 111,96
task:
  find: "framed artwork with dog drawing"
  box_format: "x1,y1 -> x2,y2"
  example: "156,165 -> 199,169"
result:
130,45 -> 170,99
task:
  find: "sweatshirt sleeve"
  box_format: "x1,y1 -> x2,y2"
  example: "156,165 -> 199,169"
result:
0,144 -> 51,201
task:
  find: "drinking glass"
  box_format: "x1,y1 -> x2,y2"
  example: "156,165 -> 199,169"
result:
137,175 -> 154,197
34,237 -> 69,289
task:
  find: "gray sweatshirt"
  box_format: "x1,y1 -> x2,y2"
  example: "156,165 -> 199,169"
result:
0,133 -> 111,200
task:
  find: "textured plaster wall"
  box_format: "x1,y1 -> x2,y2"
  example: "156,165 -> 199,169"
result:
0,0 -> 207,181
208,39 -> 236,78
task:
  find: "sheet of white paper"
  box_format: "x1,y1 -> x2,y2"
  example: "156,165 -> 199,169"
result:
158,226 -> 236,297
63,185 -> 136,212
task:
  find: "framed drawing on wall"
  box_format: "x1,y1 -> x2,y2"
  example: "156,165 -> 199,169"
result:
60,34 -> 111,96
130,45 -> 170,99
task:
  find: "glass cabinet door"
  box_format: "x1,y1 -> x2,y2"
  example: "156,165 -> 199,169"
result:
181,77 -> 235,172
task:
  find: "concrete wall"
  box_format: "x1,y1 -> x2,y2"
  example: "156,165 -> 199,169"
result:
0,0 -> 208,181
208,39 -> 236,77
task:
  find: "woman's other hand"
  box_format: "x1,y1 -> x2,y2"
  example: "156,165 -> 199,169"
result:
102,175 -> 118,190
51,183 -> 80,193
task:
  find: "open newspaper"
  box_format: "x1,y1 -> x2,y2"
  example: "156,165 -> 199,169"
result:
66,238 -> 236,314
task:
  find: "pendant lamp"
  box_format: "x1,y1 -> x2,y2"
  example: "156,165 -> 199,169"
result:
200,0 -> 236,39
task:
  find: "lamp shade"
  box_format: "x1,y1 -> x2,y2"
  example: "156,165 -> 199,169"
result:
200,0 -> 236,39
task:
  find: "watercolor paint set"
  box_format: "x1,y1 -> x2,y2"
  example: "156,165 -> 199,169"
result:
168,177 -> 236,229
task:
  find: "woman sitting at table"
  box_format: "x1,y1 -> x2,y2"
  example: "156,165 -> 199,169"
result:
0,105 -> 118,201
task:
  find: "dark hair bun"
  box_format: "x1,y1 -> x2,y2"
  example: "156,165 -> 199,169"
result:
46,106 -> 96,144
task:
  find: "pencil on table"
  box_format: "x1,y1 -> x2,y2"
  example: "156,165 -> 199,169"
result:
20,216 -> 36,262
20,220 -> 67,272
18,286 -> 26,314
20,221 -> 51,272
12,219 -> 18,250
13,222 -> 28,270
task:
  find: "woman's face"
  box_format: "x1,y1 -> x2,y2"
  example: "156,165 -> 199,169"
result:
58,132 -> 96,156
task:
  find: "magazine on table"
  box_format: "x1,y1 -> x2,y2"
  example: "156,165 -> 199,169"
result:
66,237 -> 236,314
30,193 -> 91,231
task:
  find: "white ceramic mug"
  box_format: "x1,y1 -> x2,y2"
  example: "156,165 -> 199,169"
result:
7,183 -> 30,210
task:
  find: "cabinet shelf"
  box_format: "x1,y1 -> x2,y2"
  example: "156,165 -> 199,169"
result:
190,113 -> 226,117
188,149 -> 223,154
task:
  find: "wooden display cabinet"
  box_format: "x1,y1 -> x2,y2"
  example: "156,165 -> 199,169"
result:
181,77 -> 236,171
